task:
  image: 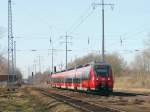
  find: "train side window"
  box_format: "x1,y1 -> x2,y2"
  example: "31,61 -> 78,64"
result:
85,71 -> 89,80
66,78 -> 72,83
82,70 -> 90,80
73,78 -> 80,83
66,78 -> 68,83
53,78 -> 55,82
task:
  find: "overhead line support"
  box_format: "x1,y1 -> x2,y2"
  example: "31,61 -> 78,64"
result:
8,0 -> 15,82
93,0 -> 114,62
61,32 -> 72,70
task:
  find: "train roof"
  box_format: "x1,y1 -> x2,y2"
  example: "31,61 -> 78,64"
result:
90,61 -> 111,66
52,61 -> 111,75
54,64 -> 90,74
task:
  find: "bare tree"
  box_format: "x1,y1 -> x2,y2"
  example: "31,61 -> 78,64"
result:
106,53 -> 126,76
0,27 -> 8,75
68,53 -> 126,76
0,27 -> 5,39
0,55 -> 8,75
131,38 -> 150,74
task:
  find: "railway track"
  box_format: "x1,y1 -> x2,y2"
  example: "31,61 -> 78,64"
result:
36,88 -> 126,112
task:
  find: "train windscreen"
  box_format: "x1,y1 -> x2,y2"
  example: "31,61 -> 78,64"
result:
94,65 -> 109,77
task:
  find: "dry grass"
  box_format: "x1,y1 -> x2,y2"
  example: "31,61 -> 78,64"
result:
28,87 -> 81,112
0,88 -> 52,112
114,74 -> 150,92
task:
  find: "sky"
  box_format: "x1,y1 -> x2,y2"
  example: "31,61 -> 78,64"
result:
0,0 -> 150,78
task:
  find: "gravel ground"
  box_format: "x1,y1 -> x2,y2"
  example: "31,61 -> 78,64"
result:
46,88 -> 150,112
1,86 -> 149,112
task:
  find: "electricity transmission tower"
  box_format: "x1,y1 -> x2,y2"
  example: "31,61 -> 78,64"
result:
93,0 -> 114,62
8,0 -> 15,82
14,41 -> 16,80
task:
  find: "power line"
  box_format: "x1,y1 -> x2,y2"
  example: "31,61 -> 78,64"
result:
67,0 -> 97,35
67,6 -> 91,33
69,10 -> 95,35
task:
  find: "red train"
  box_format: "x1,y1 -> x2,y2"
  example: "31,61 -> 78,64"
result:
48,62 -> 114,94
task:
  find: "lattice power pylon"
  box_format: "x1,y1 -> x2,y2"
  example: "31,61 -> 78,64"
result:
8,0 -> 15,82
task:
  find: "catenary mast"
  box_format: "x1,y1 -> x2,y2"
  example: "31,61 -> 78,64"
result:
8,0 -> 15,82
94,0 -> 114,62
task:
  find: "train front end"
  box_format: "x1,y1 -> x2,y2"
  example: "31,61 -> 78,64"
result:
93,63 -> 114,93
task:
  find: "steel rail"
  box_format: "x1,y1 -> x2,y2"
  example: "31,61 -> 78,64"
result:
36,88 -> 126,112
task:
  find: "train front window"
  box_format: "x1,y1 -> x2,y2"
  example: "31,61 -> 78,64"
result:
94,65 -> 108,77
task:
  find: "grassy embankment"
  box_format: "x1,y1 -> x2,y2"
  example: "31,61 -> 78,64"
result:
0,88 -> 48,112
0,87 -> 81,112
114,74 -> 150,92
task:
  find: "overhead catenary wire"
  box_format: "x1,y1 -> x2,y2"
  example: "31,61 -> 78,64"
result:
120,24 -> 150,40
13,1 -> 150,73
66,6 -> 91,33
66,0 -> 97,35
68,10 -> 95,35
65,1 -> 149,58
